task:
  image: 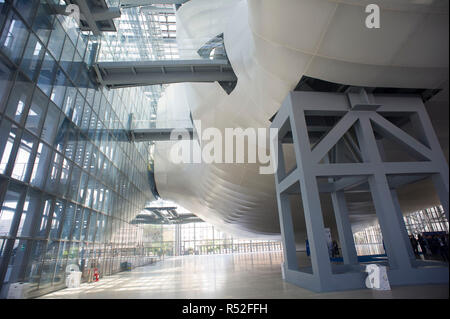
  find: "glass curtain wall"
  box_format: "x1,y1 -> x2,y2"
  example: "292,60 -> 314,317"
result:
0,0 -> 158,298
353,205 -> 449,256
142,222 -> 282,257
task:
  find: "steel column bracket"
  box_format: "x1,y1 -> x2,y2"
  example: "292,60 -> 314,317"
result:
346,87 -> 382,111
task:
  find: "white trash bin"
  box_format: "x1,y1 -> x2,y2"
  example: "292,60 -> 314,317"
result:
65,264 -> 82,288
7,282 -> 30,299
66,271 -> 82,288
365,264 -> 391,290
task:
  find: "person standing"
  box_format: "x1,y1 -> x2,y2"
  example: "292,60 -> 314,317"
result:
305,238 -> 310,257
417,234 -> 428,259
409,235 -> 419,255
438,235 -> 449,262
332,240 -> 340,258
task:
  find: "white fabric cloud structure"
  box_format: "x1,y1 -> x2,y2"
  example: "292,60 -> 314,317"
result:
153,0 -> 449,238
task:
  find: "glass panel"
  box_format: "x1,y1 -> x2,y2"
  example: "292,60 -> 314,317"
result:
72,205 -> 83,241
69,51 -> 81,81
35,197 -> 52,238
89,113 -> 98,142
88,211 -> 97,242
82,142 -> 92,170
67,165 -> 80,201
60,37 -> 74,73
40,101 -> 61,144
86,88 -> 95,108
0,183 -> 23,237
37,52 -> 57,96
78,172 -> 88,203
61,15 -> 78,46
25,88 -> 47,136
32,3 -> 53,45
93,184 -> 101,211
4,73 -> 33,124
47,19 -> 65,61
16,188 -> 41,237
58,157 -> 71,195
62,86 -> 76,118
81,208 -> 90,241
71,92 -> 84,127
45,150 -> 62,193
50,67 -> 67,108
66,242 -> 79,273
0,119 -> 21,175
96,214 -> 106,243
80,103 -> 91,130
11,130 -> 36,182
0,11 -> 29,63
52,241 -> 68,286
13,0 -> 39,24
49,200 -> 64,240
38,240 -> 58,289
20,33 -> 45,81
76,33 -> 87,57
30,142 -> 52,188
24,240 -> 46,290
63,126 -> 77,160
0,59 -> 14,112
61,203 -> 75,240
2,239 -> 28,286
0,2 -> 8,32
0,238 -> 6,271
54,116 -> 69,154
84,177 -> 93,207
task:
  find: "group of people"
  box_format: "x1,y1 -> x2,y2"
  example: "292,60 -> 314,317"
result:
409,233 -> 449,262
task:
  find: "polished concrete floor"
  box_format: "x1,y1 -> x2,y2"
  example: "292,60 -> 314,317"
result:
39,251 -> 449,299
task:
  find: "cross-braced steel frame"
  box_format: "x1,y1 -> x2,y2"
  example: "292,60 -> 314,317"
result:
271,90 -> 449,292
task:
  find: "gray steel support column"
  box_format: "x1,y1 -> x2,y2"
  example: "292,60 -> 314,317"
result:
355,114 -> 413,270
390,189 -> 417,262
276,193 -> 299,270
274,141 -> 298,270
290,102 -> 333,281
325,150 -> 358,265
368,173 -> 414,270
330,191 -> 358,265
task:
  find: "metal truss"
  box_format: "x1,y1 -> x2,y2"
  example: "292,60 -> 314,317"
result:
271,89 -> 449,292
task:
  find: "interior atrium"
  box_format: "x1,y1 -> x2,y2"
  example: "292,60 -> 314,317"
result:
0,0 -> 448,303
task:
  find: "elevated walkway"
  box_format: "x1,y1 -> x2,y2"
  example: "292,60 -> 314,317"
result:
93,59 -> 237,89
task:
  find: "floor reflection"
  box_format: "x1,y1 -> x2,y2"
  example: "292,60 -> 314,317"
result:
39,251 -> 448,299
